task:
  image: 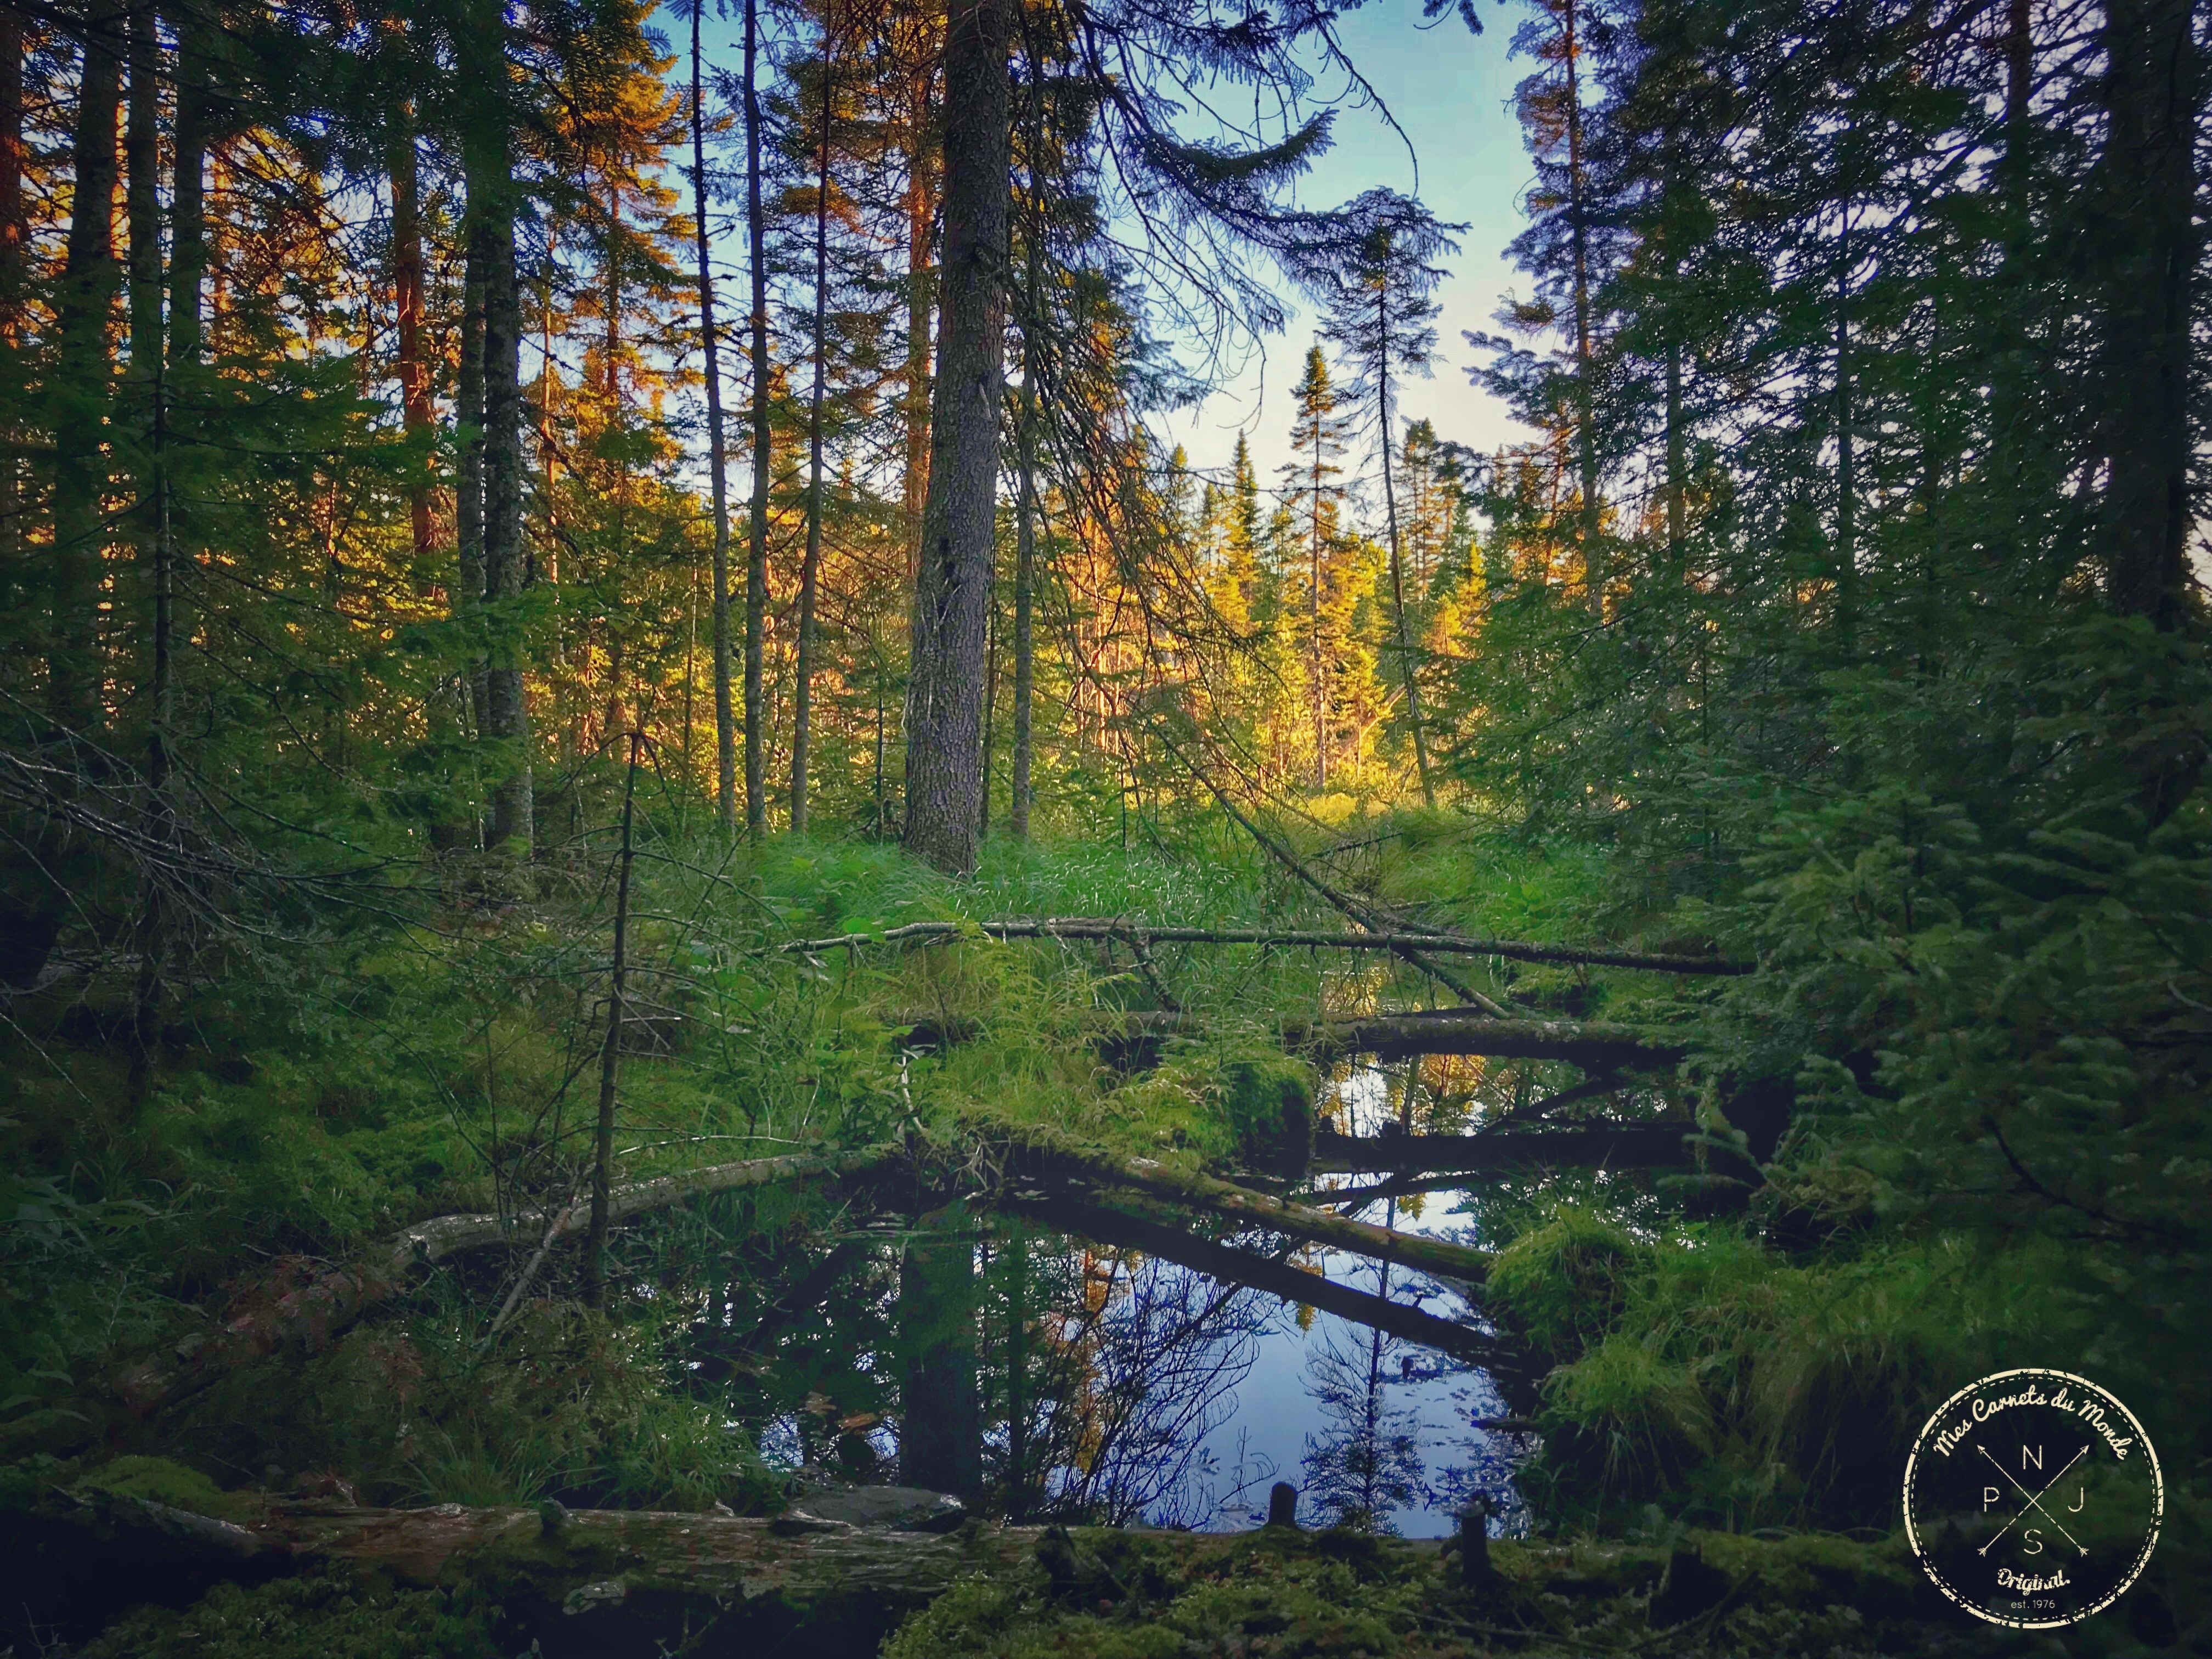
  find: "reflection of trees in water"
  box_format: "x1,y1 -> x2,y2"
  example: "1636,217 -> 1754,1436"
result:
1298,1207 -> 1433,1532
1003,1241 -> 1276,1528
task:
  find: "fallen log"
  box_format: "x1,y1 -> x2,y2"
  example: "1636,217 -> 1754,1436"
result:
1289,1013 -> 1688,1069
1006,1196 -> 1517,1372
114,1148 -> 896,1414
1008,1140 -> 1492,1285
1310,1125 -> 1694,1175
772,917 -> 1747,975
60,1492 -> 1043,1607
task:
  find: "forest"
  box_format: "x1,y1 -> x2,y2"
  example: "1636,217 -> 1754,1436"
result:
0,0 -> 2203,1651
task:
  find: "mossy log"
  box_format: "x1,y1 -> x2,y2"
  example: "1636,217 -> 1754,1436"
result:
264,1500 -> 1040,1604
1007,1140 -> 1493,1285
113,1149 -> 895,1414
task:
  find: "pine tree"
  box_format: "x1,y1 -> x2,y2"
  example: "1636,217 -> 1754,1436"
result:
1281,345 -> 1347,791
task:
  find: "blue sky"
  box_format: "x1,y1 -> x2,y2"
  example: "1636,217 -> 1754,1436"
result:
1154,0 -> 1538,499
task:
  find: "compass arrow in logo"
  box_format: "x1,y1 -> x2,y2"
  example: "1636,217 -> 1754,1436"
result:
1977,1443 -> 2089,1558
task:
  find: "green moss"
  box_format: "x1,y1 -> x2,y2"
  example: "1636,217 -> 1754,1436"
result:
74,1454 -> 254,1521
77,1573 -> 502,1659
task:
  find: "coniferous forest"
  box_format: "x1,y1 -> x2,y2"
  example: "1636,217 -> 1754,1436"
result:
0,0 -> 2204,1651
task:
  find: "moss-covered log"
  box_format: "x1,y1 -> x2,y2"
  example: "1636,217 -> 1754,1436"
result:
1006,1139 -> 1493,1284
113,1149 -> 895,1414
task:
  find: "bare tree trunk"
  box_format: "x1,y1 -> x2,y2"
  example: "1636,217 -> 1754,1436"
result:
50,8 -> 125,733
691,1 -> 737,835
1564,0 -> 1600,600
165,2 -> 205,371
1376,337 -> 1434,806
0,11 -> 22,334
902,0 -> 1010,875
0,13 -> 22,668
585,735 -> 640,1309
475,122 -> 531,854
900,30 -> 935,583
1009,30 -> 1042,843
456,219 -> 489,750
790,26 -> 835,836
1833,206 -> 1854,657
2096,0 -> 2198,631
125,2 -> 168,1105
392,107 -> 433,568
741,0 -> 770,839
1663,341 -> 1684,568
1309,426 -> 1327,791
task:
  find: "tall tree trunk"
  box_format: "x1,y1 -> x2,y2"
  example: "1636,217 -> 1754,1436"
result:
1010,375 -> 1036,840
1009,23 -> 1042,844
50,8 -> 125,734
0,10 -> 22,334
166,0 -> 206,371
473,125 -> 531,854
900,31 -> 935,583
392,108 -> 432,567
1833,206 -> 1854,656
1564,0 -> 1600,599
741,0 -> 769,839
124,2 -> 168,1104
902,0 -> 1010,875
790,28 -> 834,837
1376,334 -> 1434,807
456,219 -> 489,747
900,1206 -> 982,1500
0,12 -> 22,658
898,0 -> 1013,871
1663,341 -> 1684,569
2096,0 -> 2197,630
1310,427 -> 1328,791
691,1 -> 737,835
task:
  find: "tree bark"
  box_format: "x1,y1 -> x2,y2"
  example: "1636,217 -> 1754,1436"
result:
50,7 -> 125,733
790,28 -> 835,836
165,1 -> 206,371
2096,0 -> 2198,631
900,25 -> 935,584
690,1 -> 737,834
473,114 -> 531,855
1378,349 -> 1435,806
456,216 -> 489,748
902,0 -> 1010,876
741,0 -> 769,839
392,105 -> 432,567
1563,0 -> 1601,594
0,9 -> 23,333
1011,1142 -> 1493,1286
